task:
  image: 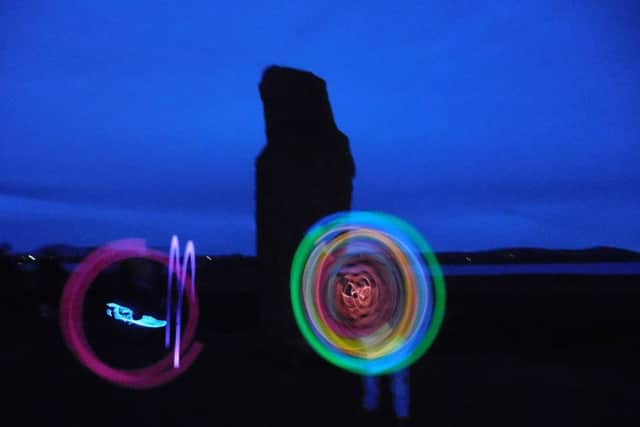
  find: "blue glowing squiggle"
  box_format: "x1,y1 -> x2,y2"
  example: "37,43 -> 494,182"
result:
106,302 -> 167,328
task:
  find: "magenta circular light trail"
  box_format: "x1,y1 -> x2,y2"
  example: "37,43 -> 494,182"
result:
59,237 -> 202,389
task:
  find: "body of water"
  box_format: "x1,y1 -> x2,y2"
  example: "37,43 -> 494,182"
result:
441,262 -> 640,276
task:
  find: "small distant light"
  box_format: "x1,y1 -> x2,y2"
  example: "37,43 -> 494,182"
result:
205,256 -> 212,261
27,254 -> 36,261
465,257 -> 471,262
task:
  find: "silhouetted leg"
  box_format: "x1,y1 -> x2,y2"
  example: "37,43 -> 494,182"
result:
391,368 -> 410,419
362,375 -> 381,412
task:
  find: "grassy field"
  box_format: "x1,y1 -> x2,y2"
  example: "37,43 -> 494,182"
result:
3,273 -> 639,426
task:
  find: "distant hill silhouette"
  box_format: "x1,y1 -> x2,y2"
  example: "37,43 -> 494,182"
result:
14,243 -> 640,265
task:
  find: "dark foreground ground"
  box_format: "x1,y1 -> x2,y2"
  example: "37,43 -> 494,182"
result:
3,273 -> 639,426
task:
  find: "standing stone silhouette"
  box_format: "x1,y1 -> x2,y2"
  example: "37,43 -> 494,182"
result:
255,65 -> 356,353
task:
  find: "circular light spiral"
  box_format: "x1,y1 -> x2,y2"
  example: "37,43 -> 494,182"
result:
291,211 -> 446,375
59,238 -> 202,389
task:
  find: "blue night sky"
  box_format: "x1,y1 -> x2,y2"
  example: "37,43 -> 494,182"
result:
1,1 -> 639,255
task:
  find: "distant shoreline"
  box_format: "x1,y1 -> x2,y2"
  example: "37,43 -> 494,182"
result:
6,245 -> 640,278
7,244 -> 640,263
440,262 -> 640,276
51,261 -> 640,276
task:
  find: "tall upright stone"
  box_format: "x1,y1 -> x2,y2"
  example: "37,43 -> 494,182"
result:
255,65 -> 356,345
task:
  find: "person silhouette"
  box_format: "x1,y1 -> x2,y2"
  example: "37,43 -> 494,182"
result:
332,253 -> 413,424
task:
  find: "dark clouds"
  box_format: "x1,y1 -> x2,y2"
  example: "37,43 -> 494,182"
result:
1,0 -> 639,253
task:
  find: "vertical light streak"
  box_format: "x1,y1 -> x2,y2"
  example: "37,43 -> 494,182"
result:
166,236 -> 180,349
166,235 -> 196,368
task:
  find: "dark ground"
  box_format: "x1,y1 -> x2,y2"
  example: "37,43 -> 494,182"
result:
3,273 -> 639,426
